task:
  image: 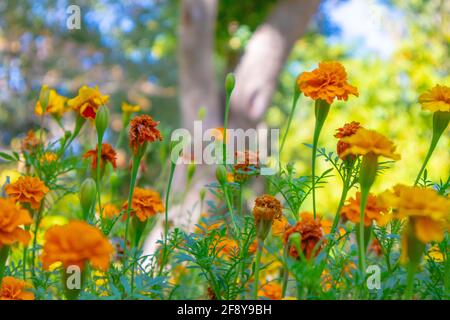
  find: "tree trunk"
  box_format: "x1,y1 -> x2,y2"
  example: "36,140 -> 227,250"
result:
179,0 -> 221,133
229,0 -> 321,130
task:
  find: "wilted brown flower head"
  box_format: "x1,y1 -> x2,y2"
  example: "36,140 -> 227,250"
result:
283,213 -> 324,260
129,115 -> 162,154
334,121 -> 362,160
21,130 -> 41,153
252,194 -> 282,225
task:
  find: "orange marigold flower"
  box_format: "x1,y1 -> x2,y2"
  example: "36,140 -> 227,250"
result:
217,238 -> 239,258
216,238 -> 257,258
0,277 -> 35,300
339,128 -> 400,160
283,213 -> 324,260
418,84 -> 450,112
41,220 -> 114,271
129,114 -> 163,154
100,203 -> 120,219
258,282 -> 282,300
0,198 -> 32,247
334,121 -> 362,159
252,194 -> 282,225
67,86 -> 109,119
40,151 -> 57,164
341,192 -> 389,227
297,61 -> 358,104
233,150 -> 260,183
83,143 -> 117,170
122,187 -> 164,222
21,130 -> 41,153
5,176 -> 49,209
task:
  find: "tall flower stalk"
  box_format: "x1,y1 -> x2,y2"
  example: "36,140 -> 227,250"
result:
339,128 -> 400,285
297,62 -> 358,218
252,195 -> 282,299
415,84 -> 450,185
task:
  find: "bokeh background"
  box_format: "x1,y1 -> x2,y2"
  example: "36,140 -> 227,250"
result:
0,0 -> 449,218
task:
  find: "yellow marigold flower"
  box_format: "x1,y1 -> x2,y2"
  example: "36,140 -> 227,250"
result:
233,150 -> 260,183
252,195 -> 282,224
426,245 -> 444,262
67,86 -> 109,119
5,176 -> 49,209
129,115 -> 163,154
0,198 -> 32,247
35,88 -> 68,116
283,213 -> 324,260
122,187 -> 164,222
83,143 -> 117,170
418,84 -> 450,112
41,220 -> 114,271
0,277 -> 35,300
121,102 -> 141,113
100,203 -> 120,219
258,282 -> 282,300
339,128 -> 400,160
40,152 -> 57,164
21,130 -> 41,153
341,192 -> 389,227
379,185 -> 449,243
297,61 -> 358,104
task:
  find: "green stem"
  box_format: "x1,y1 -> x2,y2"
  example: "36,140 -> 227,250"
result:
0,246 -> 10,283
404,262 -> 418,300
279,88 -> 300,162
330,182 -> 349,239
22,247 -> 27,280
238,184 -> 243,216
159,162 -> 177,275
358,189 -> 370,288
415,111 -> 449,185
58,116 -> 84,158
124,152 -> 143,259
222,184 -> 239,237
311,100 -> 330,219
96,139 -> 103,220
31,204 -> 44,277
222,90 -> 232,165
252,239 -> 263,300
281,245 -> 289,298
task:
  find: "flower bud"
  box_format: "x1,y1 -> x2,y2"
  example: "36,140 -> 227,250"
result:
288,233 -> 302,257
199,188 -> 206,202
95,105 -> 110,139
79,178 -> 96,219
215,165 -> 228,185
39,85 -> 50,110
197,106 -> 206,121
359,153 -> 378,192
187,163 -> 196,183
225,73 -> 235,96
